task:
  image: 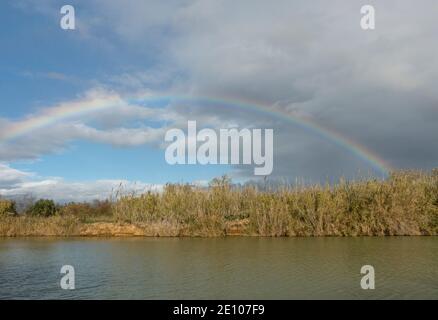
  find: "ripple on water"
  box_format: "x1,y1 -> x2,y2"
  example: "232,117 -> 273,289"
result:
0,237 -> 437,299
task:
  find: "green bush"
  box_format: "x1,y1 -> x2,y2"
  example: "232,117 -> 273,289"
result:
0,200 -> 17,216
27,199 -> 57,217
59,200 -> 112,220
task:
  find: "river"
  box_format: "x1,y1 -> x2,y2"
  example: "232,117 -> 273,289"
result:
0,237 -> 436,299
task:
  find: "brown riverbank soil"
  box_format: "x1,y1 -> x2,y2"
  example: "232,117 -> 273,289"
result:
78,219 -> 250,237
79,222 -> 146,236
0,217 -> 252,237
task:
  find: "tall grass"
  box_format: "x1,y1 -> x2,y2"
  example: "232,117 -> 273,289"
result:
1,170 -> 437,237
0,215 -> 80,236
112,170 -> 438,236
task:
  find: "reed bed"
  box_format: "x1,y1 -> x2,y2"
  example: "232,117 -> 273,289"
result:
0,215 -> 80,237
112,170 -> 438,236
1,170 -> 437,237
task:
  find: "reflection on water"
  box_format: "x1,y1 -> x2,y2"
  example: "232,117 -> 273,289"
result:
0,237 -> 437,299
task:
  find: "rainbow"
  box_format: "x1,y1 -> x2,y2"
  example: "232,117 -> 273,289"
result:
0,92 -> 392,175
132,93 -> 392,176
0,93 -> 125,142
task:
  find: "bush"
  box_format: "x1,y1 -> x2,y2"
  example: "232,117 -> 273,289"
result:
27,199 -> 57,217
59,200 -> 112,218
0,200 -> 17,216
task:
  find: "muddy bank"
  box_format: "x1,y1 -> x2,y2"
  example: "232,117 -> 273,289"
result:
0,217 -> 251,237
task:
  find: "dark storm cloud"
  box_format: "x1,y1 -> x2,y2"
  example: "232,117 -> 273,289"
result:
10,0 -> 438,182
160,0 -> 438,178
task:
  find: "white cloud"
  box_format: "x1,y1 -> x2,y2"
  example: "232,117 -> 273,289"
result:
0,89 -> 179,161
66,123 -> 168,147
0,164 -> 162,202
0,163 -> 33,188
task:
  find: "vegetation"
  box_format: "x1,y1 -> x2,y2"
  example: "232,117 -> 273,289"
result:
58,200 -> 112,221
0,200 -> 17,217
0,170 -> 437,237
26,199 -> 57,217
112,170 -> 438,236
0,215 -> 80,237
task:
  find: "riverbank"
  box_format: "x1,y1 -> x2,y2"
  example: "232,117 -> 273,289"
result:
0,217 -> 251,237
1,217 -> 437,237
1,170 -> 437,237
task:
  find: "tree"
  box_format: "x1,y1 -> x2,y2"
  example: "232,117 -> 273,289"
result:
27,199 -> 57,217
0,200 -> 17,216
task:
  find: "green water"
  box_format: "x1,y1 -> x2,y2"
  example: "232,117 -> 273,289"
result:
0,237 -> 436,299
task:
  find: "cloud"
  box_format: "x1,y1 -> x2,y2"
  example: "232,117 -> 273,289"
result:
0,164 -> 33,189
0,164 -> 162,202
71,123 -> 168,146
20,71 -> 80,83
162,0 -> 438,175
7,0 -> 438,183
0,89 -> 177,161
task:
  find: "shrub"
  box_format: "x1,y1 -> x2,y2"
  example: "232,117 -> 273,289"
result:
27,199 -> 57,217
59,200 -> 112,219
0,200 -> 17,216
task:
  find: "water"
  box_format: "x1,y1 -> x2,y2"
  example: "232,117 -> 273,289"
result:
0,237 -> 437,299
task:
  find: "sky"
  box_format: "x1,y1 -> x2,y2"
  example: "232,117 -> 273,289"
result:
1,0 -> 437,201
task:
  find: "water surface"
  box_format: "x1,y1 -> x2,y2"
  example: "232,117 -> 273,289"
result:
0,237 -> 436,299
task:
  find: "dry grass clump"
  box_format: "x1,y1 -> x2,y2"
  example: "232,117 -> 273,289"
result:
1,170 -> 437,237
0,215 -> 80,236
112,176 -> 257,236
59,200 -> 112,222
0,200 -> 112,237
112,171 -> 438,237
248,171 -> 438,236
113,183 -> 230,236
